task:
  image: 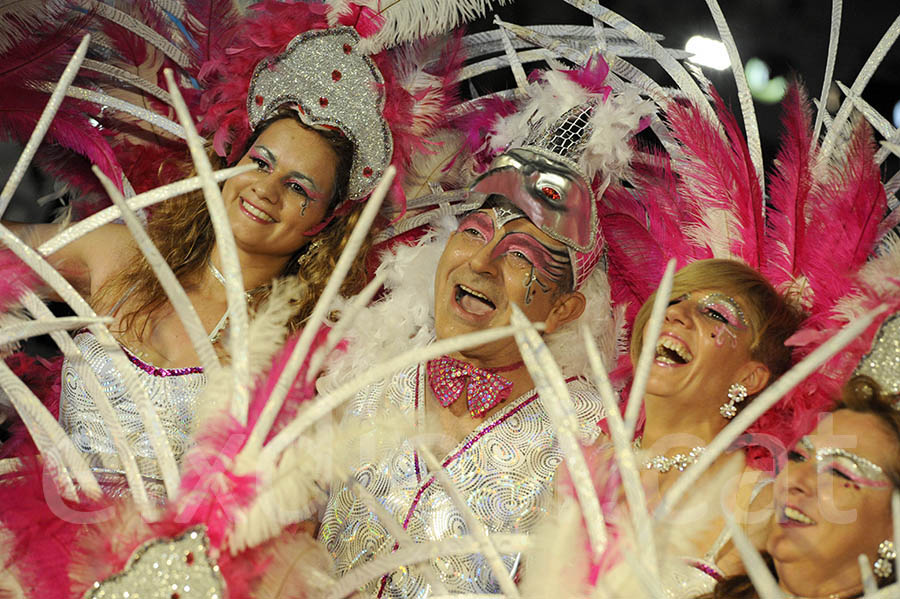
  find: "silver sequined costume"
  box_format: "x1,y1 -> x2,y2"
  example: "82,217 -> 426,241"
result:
58,330 -> 206,497
318,362 -> 604,598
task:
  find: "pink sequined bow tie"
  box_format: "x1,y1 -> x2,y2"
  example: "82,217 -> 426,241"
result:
426,356 -> 521,418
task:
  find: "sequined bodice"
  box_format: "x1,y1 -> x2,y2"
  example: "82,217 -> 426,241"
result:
318,363 -> 604,598
58,330 -> 206,493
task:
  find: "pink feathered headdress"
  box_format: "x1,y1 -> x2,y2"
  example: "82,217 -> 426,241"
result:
198,0 -> 465,214
600,82 -> 891,471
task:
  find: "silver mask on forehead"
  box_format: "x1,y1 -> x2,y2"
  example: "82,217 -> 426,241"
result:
471,147 -> 596,252
470,101 -> 600,253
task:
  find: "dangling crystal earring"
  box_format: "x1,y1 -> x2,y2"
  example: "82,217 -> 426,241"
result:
297,239 -> 323,270
719,382 -> 748,419
874,540 -> 896,579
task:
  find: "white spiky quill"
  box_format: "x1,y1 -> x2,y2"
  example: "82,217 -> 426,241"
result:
305,270 -> 388,384
0,360 -> 94,500
349,481 -> 451,595
164,68 -> 249,424
17,293 -> 156,514
819,13 -> 900,163
324,534 -> 530,599
813,0 -> 842,141
92,166 -> 221,373
725,516 -> 782,599
0,316 -> 109,348
38,165 -> 254,257
561,1 -> 707,106
326,0 -> 513,53
409,444 -> 520,598
226,415 -> 412,552
259,321 -> 545,465
240,165 -> 394,462
625,259 -> 676,439
860,553 -> 879,596
0,226 -> 180,500
581,322 -> 658,578
704,0 -> 764,200
892,491 -> 900,580
510,305 -> 608,560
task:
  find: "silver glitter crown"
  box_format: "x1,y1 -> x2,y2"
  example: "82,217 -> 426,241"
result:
83,527 -> 224,598
854,312 -> 900,397
247,27 -> 393,202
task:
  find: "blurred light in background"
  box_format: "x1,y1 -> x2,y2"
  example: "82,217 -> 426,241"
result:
745,57 -> 787,103
893,99 -> 900,129
685,35 -> 730,70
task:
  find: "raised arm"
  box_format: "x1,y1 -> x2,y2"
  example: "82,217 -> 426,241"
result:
2,220 -> 135,301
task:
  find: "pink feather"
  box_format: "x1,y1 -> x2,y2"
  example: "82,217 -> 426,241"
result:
762,83 -> 814,288
563,54 -> 612,99
451,95 -> 519,172
799,118 -> 886,313
0,91 -> 123,195
184,0 -> 241,79
176,325 -> 332,548
665,91 -> 764,265
198,0 -> 331,162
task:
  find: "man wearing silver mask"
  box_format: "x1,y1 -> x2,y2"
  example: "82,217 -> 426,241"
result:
316,56 -> 652,597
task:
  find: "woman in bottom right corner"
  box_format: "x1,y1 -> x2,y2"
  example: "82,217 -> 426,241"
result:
699,315 -> 900,599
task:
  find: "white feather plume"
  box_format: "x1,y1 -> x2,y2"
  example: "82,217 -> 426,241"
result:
487,67 -> 654,183
326,0 -> 513,53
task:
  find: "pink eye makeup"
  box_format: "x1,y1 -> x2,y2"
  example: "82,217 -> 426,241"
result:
457,211 -> 495,243
490,232 -> 569,282
816,447 -> 891,489
249,147 -> 271,169
697,293 -> 748,329
794,436 -> 891,489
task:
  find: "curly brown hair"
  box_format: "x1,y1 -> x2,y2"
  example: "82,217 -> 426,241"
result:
93,110 -> 371,341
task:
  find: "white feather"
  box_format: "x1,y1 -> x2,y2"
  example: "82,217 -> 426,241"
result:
326,0 -> 514,53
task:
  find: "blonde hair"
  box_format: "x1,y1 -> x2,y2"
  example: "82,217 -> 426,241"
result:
630,259 -> 804,380
93,111 -> 369,340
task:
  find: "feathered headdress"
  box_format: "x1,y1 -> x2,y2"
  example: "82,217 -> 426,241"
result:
461,55 -> 654,289
0,0 -> 476,217
600,81 -> 892,470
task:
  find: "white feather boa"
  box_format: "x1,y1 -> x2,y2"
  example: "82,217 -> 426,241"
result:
320,214 -> 625,392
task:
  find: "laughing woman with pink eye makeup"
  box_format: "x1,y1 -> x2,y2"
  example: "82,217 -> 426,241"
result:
619,258 -> 805,591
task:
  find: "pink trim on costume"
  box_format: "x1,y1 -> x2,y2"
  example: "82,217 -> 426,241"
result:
375,372 -> 577,596
122,346 -> 204,377
689,560 -> 724,582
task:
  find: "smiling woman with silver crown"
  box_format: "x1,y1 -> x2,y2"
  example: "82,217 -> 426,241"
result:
0,0 -> 465,500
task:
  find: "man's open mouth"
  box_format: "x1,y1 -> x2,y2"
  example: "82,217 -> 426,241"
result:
655,336 -> 693,365
455,284 -> 496,316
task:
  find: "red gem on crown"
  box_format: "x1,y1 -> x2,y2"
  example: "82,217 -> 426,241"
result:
254,95 -> 263,106
363,166 -> 373,177
319,97 -> 329,107
332,69 -> 342,81
343,43 -> 352,54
